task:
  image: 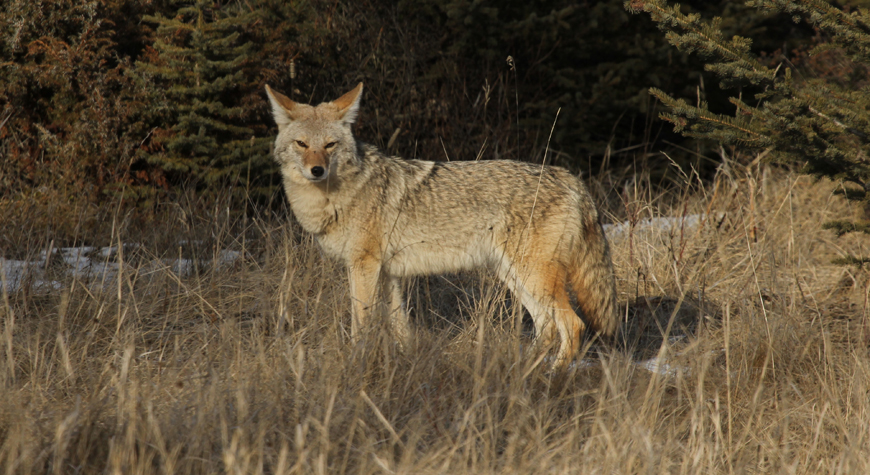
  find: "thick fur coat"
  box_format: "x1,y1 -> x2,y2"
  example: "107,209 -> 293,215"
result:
266,83 -> 617,365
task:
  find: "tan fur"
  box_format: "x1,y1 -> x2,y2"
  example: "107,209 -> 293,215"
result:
265,82 -> 618,366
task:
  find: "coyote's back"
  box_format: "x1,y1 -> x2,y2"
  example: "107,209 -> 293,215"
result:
265,82 -> 617,366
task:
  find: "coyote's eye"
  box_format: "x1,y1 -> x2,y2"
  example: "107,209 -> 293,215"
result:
295,140 -> 308,149
325,141 -> 337,149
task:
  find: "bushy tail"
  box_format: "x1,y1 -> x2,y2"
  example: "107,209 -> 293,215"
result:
570,221 -> 618,336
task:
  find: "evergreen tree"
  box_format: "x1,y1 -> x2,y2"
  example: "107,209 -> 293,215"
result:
627,0 -> 870,263
135,0 -> 270,194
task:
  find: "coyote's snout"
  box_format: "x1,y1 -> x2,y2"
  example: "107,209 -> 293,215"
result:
265,82 -> 618,366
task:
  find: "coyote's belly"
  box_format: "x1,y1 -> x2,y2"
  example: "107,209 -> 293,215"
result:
382,235 -> 496,277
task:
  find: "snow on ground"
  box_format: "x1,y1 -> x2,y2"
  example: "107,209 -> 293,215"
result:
549,355 -> 688,377
603,213 -> 718,241
1,245 -> 241,294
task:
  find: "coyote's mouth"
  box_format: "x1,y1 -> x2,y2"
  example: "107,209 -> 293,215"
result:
303,172 -> 328,183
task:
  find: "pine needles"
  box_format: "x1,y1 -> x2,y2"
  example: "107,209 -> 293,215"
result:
629,0 -> 870,262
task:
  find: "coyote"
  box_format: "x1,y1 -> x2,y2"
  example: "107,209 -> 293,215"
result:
265,82 -> 617,366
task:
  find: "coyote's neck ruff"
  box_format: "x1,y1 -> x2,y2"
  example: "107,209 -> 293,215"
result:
266,82 -> 617,367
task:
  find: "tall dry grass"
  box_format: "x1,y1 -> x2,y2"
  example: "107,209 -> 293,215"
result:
1,163 -> 869,474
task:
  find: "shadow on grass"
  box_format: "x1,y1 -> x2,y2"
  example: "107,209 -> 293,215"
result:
403,272 -> 723,368
614,295 -> 722,361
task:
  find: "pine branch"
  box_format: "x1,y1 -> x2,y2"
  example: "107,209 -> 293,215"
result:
749,0 -> 870,61
628,0 -> 775,86
630,0 -> 870,266
650,87 -> 770,145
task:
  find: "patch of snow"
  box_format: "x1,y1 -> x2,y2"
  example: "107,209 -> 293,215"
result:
564,355 -> 688,377
1,259 -> 31,293
169,258 -> 194,275
603,214 -> 720,240
636,356 -> 686,377
1,244 -> 243,294
218,249 -> 241,265
568,358 -> 599,369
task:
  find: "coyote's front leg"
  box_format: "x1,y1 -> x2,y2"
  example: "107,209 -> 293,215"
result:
347,257 -> 411,346
348,256 -> 381,341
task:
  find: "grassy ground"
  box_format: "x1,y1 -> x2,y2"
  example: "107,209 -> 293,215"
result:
1,164 -> 868,474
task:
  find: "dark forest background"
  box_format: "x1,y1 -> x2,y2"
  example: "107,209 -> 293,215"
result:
0,0 -> 862,232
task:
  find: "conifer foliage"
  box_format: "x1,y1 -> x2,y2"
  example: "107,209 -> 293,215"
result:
136,0 -> 270,192
627,0 -> 870,263
3,0 -> 845,216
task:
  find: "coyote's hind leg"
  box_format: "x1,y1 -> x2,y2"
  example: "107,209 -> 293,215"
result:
498,260 -> 586,367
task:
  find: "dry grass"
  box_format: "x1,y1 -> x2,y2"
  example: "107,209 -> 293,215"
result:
1,164 -> 869,474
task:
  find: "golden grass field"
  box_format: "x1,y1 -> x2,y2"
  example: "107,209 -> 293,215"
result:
1,163 -> 869,474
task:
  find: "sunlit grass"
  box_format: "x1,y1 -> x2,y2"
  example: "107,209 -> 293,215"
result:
1,164 -> 868,474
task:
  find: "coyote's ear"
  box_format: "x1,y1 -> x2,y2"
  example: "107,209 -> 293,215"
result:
265,84 -> 296,130
333,83 -> 363,125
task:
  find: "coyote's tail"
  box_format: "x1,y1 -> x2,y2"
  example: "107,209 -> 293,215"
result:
569,221 -> 618,337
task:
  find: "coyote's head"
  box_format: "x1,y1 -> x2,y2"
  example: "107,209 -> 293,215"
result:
265,83 -> 363,183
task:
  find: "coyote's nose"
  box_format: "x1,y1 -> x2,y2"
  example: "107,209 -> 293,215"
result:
310,166 -> 325,178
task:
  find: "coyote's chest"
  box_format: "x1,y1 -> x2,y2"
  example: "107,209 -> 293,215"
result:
286,185 -> 339,235
285,182 -> 370,260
